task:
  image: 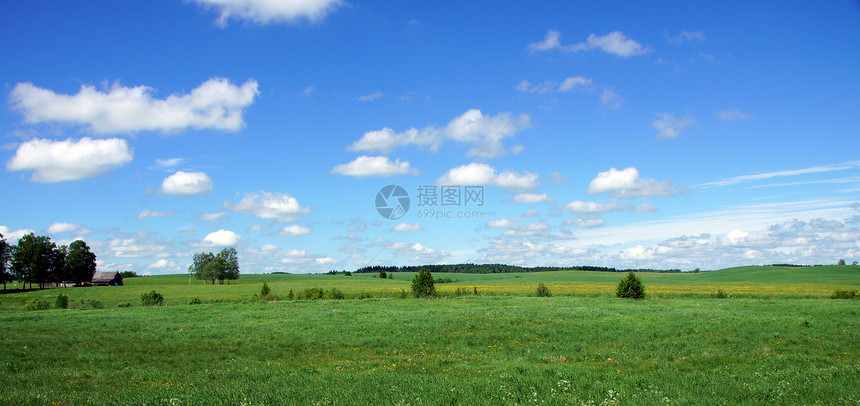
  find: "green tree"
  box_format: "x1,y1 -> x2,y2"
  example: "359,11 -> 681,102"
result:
0,233 -> 13,290
217,247 -> 240,284
189,249 -> 240,285
411,268 -> 436,298
379,270 -> 387,279
51,244 -> 68,285
535,282 -> 552,297
65,240 -> 97,286
837,259 -> 846,266
11,233 -> 58,289
189,252 -> 216,284
616,272 -> 646,299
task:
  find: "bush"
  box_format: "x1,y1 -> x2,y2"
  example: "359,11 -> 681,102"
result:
188,297 -> 203,305
140,290 -> 164,306
536,283 -> 552,297
302,287 -> 325,300
78,298 -> 104,309
616,272 -> 646,299
287,289 -> 295,300
831,290 -> 857,299
712,288 -> 728,298
325,288 -> 345,300
261,282 -> 271,297
26,297 -> 51,311
411,268 -> 436,298
379,271 -> 387,279
117,302 -> 132,308
55,294 -> 69,309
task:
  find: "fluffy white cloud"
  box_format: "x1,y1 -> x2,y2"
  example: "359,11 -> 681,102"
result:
348,109 -> 530,159
588,167 -> 680,198
331,156 -> 419,178
528,30 -> 649,57
108,238 -> 172,258
137,210 -> 175,219
0,226 -> 35,242
565,214 -> 606,228
147,259 -> 181,272
159,171 -> 213,195
513,193 -> 553,203
562,201 -> 631,213
436,163 -> 538,191
393,222 -> 421,232
715,109 -> 750,122
225,191 -> 310,222
487,219 -> 517,229
192,0 -> 344,26
10,78 -> 258,134
203,229 -> 242,246
276,225 -> 312,236
653,113 -> 697,139
47,222 -> 79,234
6,137 -> 132,182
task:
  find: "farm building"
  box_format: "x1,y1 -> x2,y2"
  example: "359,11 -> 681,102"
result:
91,271 -> 123,286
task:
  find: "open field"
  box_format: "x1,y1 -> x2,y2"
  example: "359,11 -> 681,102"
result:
0,266 -> 858,404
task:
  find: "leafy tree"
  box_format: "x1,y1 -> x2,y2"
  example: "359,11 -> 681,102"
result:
52,245 -> 68,285
55,294 -> 69,309
189,252 -> 216,284
217,247 -> 240,284
838,259 -> 846,266
379,270 -> 387,279
189,248 -> 240,285
387,273 -> 393,279
11,233 -> 58,289
65,240 -> 97,286
0,233 -> 13,290
616,272 -> 646,299
411,268 -> 436,298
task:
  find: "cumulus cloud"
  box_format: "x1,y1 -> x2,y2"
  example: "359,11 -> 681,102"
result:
225,191 -> 310,222
10,78 -> 258,134
137,209 -> 175,219
203,229 -> 242,247
436,163 -> 538,191
6,137 -> 132,182
348,109 -> 530,159
715,109 -> 750,122
108,237 -> 172,258
394,222 -> 421,232
487,219 -> 517,229
47,222 -> 79,234
561,201 -> 631,213
160,171 -> 213,195
565,214 -> 606,228
0,226 -> 36,242
513,193 -> 553,203
587,167 -> 681,198
528,30 -> 649,57
276,225 -> 312,236
331,155 -> 419,178
653,113 -> 697,139
147,259 -> 181,273
192,0 -> 344,26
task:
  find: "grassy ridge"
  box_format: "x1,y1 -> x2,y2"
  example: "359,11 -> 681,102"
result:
1,296 -> 858,404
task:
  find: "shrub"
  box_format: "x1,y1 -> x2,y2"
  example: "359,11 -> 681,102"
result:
473,286 -> 478,295
117,302 -> 132,308
616,272 -> 646,299
302,287 -> 325,300
78,298 -> 104,309
55,294 -> 69,309
325,288 -> 345,300
831,290 -> 857,299
379,271 -> 387,279
26,297 -> 51,311
411,268 -> 436,298
287,289 -> 295,300
536,283 -> 552,297
188,297 -> 203,305
712,288 -> 728,298
140,290 -> 164,306
261,282 -> 271,298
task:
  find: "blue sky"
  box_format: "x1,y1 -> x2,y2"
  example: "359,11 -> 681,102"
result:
2,0 -> 859,274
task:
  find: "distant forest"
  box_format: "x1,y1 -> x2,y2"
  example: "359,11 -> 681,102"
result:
354,263 -> 682,274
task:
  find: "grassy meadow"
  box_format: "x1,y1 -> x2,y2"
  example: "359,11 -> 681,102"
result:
0,266 -> 858,404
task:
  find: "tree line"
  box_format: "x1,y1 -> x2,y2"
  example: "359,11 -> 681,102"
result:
0,233 -> 97,290
355,263 -> 682,274
188,248 -> 240,284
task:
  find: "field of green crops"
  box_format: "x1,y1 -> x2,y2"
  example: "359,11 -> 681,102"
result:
1,266 -> 858,404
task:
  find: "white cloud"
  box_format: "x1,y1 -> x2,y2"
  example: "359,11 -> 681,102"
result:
700,161 -> 860,188
715,109 -> 750,122
634,203 -> 659,213
358,91 -> 383,102
331,155 -> 419,178
10,78 -> 258,134
393,222 -> 421,232
137,210 -> 175,219
147,259 -> 181,272
587,167 -> 680,198
203,229 -> 242,247
160,171 -> 213,195
276,225 -> 312,236
0,226 -> 35,242
6,137 -> 132,182
487,219 -> 517,229
108,238 -> 172,258
154,158 -> 185,169
436,163 -> 538,191
348,109 -> 530,159
666,30 -> 706,44
225,191 -> 310,222
652,113 -> 697,139
600,89 -> 623,109
47,222 -> 79,234
529,30 -> 649,57
513,193 -> 553,203
517,76 -> 592,94
565,214 -> 606,228
561,201 -> 631,213
199,212 -> 226,221
192,0 -> 344,26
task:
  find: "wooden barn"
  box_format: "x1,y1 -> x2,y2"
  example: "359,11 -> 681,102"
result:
91,271 -> 123,286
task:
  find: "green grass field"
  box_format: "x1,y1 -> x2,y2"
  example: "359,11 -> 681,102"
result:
1,266 -> 858,404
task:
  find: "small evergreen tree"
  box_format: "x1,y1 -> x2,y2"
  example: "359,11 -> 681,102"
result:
616,272 -> 646,299
261,282 -> 271,298
411,268 -> 436,298
55,294 -> 69,309
535,283 -> 552,297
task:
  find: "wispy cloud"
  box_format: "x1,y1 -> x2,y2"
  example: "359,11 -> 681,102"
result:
700,161 -> 860,188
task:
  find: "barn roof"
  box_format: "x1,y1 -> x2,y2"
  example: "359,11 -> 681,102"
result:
92,271 -> 120,283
